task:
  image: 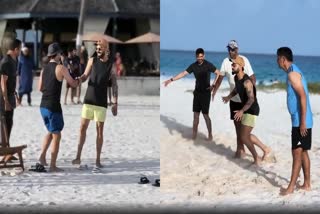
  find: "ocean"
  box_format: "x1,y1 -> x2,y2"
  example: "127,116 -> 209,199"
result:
160,50 -> 320,85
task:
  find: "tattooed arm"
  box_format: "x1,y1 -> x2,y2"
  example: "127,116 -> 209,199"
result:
233,80 -> 255,121
241,80 -> 255,112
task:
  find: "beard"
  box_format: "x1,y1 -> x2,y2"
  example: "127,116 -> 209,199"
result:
97,52 -> 105,58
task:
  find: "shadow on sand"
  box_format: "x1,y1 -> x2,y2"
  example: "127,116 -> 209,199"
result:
160,114 -> 288,188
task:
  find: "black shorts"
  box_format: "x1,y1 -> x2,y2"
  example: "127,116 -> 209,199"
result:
291,127 -> 312,150
193,91 -> 210,114
229,100 -> 243,120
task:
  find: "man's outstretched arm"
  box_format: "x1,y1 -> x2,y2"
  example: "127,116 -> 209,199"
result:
162,70 -> 189,87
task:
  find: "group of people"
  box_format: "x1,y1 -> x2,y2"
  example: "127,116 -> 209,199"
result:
0,37 -> 119,173
163,40 -> 313,196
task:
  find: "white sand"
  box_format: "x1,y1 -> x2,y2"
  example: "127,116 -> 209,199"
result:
160,78 -> 320,211
0,79 -> 161,211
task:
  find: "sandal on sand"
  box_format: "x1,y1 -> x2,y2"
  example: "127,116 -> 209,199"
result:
77,164 -> 88,170
29,163 -> 47,173
138,176 -> 150,184
152,179 -> 160,187
92,166 -> 101,173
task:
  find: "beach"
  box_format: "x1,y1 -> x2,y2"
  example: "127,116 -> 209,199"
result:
0,78 -> 161,212
160,79 -> 320,211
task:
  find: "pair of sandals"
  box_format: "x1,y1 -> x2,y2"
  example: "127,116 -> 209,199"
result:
28,163 -> 47,173
138,176 -> 160,187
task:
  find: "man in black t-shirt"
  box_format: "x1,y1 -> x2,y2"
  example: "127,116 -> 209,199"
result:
163,48 -> 220,140
0,38 -> 21,142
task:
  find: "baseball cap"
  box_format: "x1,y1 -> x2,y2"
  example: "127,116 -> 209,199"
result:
229,56 -> 245,67
47,42 -> 63,56
227,40 -> 238,49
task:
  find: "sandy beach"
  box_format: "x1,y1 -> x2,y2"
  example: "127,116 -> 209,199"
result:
0,78 -> 161,212
160,78 -> 320,211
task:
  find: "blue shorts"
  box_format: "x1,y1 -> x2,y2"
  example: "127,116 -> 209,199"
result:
40,107 -> 64,133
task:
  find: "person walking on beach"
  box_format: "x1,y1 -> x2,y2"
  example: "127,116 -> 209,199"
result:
17,46 -> 35,106
72,38 -> 118,170
213,40 -> 256,158
63,47 -> 81,105
163,48 -> 220,141
38,42 -> 80,172
222,56 -> 271,165
0,38 -> 21,143
276,47 -> 313,196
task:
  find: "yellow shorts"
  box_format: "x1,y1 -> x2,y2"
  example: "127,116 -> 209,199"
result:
81,104 -> 107,122
241,113 -> 257,128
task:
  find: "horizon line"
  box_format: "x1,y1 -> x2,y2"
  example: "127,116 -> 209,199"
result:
160,48 -> 320,58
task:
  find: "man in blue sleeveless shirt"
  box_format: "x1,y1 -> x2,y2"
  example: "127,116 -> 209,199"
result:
277,47 -> 313,196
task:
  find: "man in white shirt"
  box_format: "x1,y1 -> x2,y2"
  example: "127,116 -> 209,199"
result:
213,40 -> 257,158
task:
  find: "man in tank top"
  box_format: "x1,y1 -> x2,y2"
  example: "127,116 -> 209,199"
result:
277,47 -> 313,196
38,42 -> 80,172
213,40 -> 257,159
72,38 -> 118,171
222,56 -> 271,165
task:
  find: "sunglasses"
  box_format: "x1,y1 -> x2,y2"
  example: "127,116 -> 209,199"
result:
228,48 -> 237,52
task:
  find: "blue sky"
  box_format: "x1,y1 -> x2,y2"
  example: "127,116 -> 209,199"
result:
161,0 -> 320,56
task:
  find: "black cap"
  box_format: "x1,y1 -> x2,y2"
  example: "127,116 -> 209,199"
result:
47,42 -> 62,57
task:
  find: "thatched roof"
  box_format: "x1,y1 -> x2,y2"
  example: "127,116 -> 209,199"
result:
0,0 -> 159,18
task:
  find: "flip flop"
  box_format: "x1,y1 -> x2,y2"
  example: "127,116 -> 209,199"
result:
77,164 -> 88,170
92,166 -> 101,173
29,163 -> 47,173
152,179 -> 160,187
138,176 -> 150,184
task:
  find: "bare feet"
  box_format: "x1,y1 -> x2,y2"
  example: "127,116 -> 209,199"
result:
280,187 -> 294,196
207,134 -> 213,141
234,150 -> 246,159
96,162 -> 103,168
253,156 -> 262,166
72,158 -> 81,165
38,158 -> 48,166
192,131 -> 197,140
297,183 -> 311,191
49,166 -> 64,172
262,147 -> 272,160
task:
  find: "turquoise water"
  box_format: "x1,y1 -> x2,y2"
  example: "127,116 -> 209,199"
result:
160,50 -> 320,84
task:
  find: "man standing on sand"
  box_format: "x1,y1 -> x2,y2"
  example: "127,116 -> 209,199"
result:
213,40 -> 256,158
222,56 -> 271,165
0,38 -> 21,144
38,43 -> 80,172
163,48 -> 220,141
72,38 -> 118,171
277,47 -> 313,196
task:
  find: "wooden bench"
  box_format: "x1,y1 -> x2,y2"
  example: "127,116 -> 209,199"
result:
0,145 -> 27,170
0,113 -> 27,171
